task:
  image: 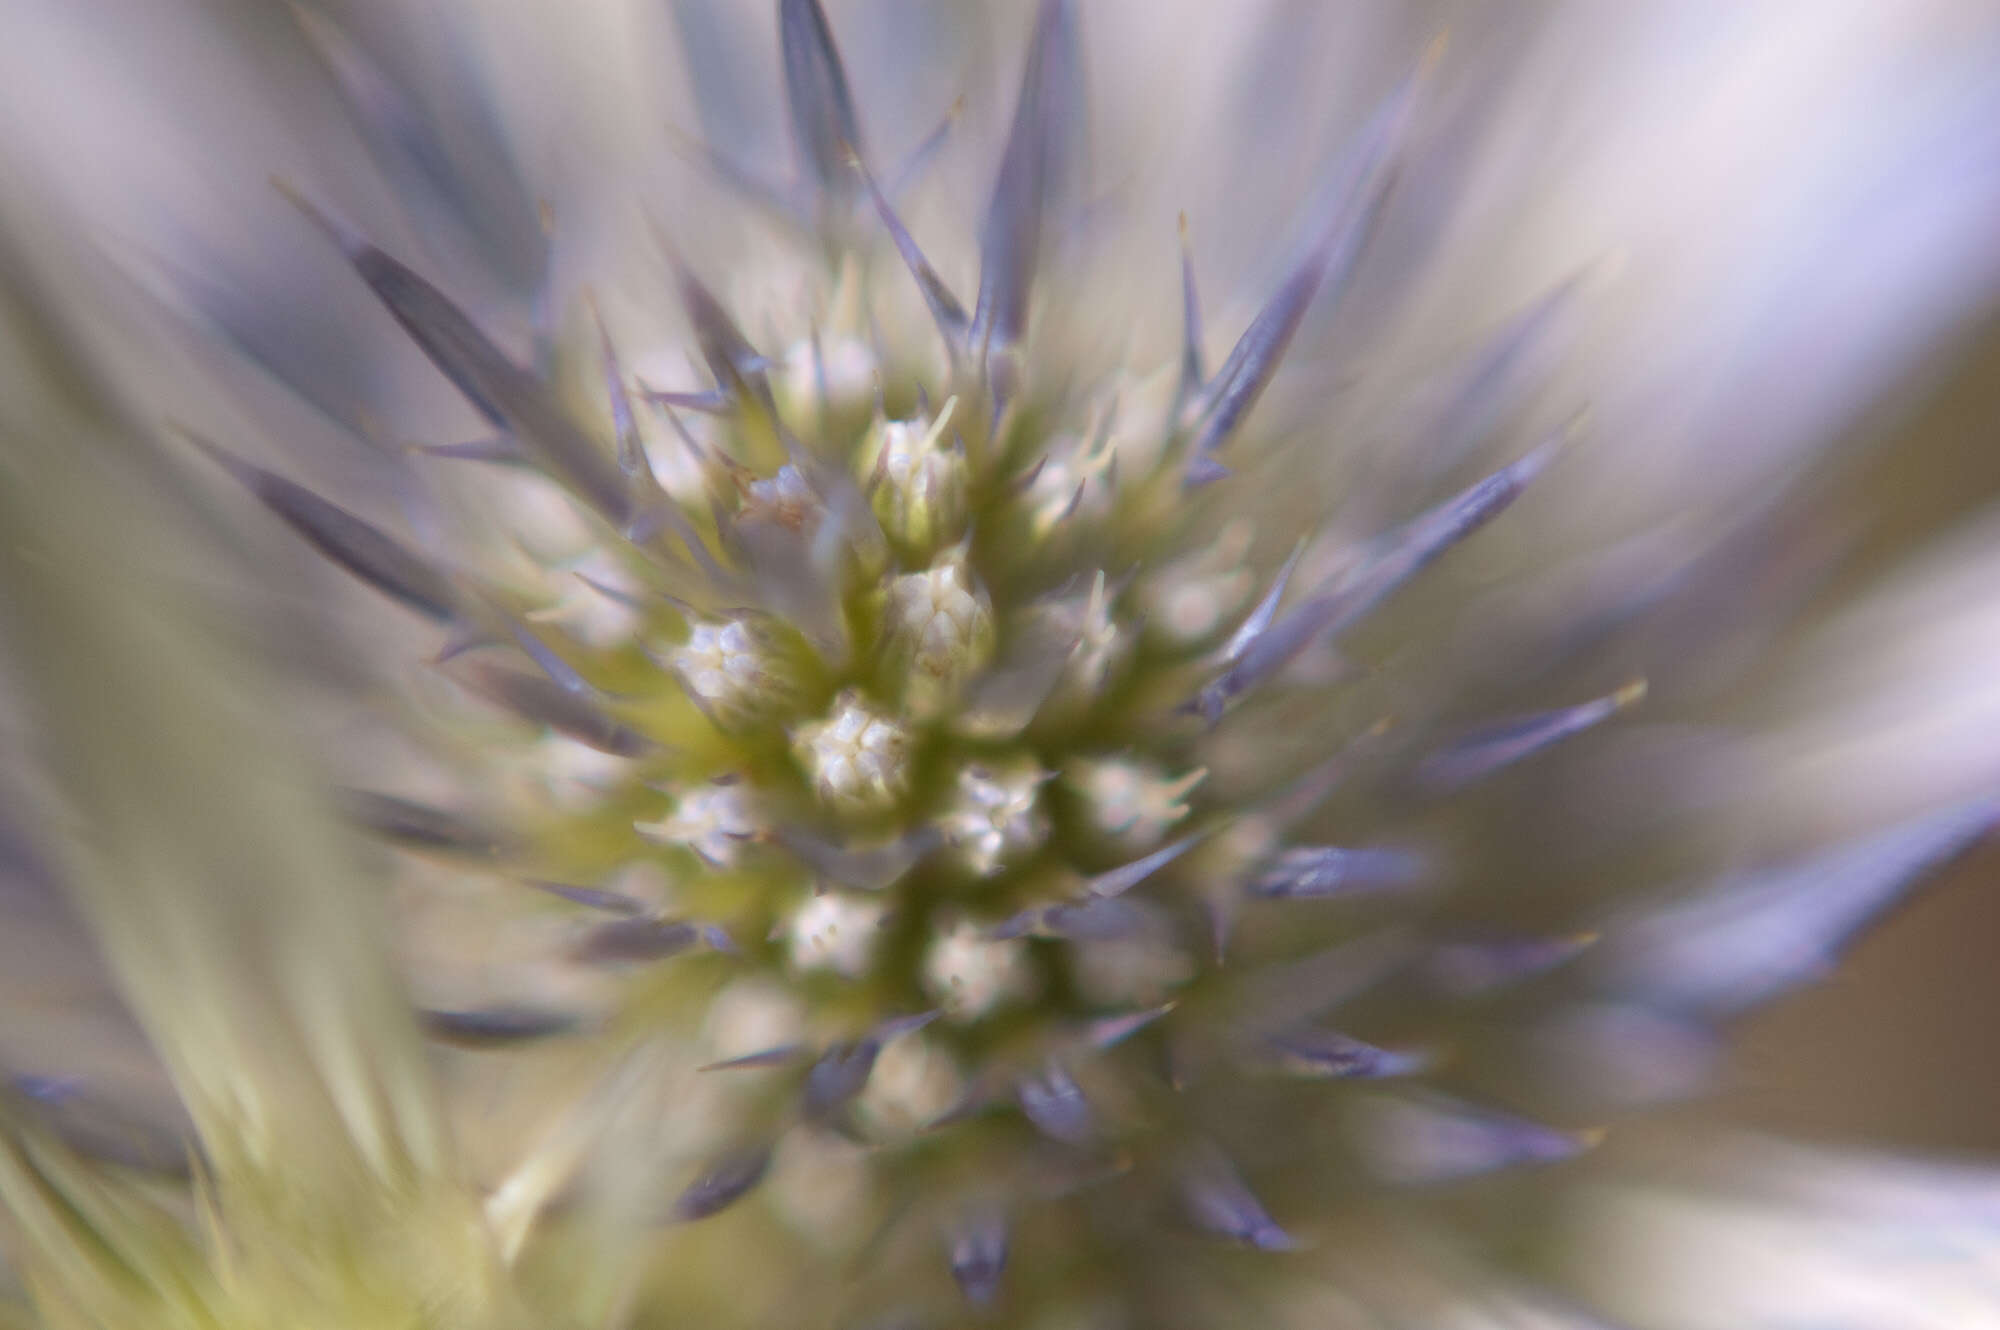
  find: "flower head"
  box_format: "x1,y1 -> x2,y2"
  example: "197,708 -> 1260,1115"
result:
5,1 -> 2000,1328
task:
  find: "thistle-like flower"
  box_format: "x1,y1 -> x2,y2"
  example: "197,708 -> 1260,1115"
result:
5,2 -> 2000,1328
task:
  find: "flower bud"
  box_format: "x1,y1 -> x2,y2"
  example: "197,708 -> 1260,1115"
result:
939,757 -> 1049,876
786,890 -> 889,978
1066,757 -> 1206,849
664,617 -> 796,727
883,551 -> 994,716
858,399 -> 967,555
1143,520 -> 1258,647
635,779 -> 760,866
924,919 -> 1035,1020
792,690 -> 912,812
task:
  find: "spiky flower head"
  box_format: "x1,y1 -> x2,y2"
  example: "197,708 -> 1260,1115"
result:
5,2 -> 2000,1328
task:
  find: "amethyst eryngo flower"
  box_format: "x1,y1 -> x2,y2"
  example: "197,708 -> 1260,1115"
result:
6,1 -> 2000,1327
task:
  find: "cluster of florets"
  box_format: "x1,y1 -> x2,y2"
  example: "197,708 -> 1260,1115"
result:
181,2 -> 2000,1325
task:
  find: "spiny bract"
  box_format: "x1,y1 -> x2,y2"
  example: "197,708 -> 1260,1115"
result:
23,2 -> 1996,1328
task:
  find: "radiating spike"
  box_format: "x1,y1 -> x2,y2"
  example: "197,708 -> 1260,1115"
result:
1174,214 -> 1207,408
1353,1093 -> 1600,1186
1597,795 -> 2000,1017
949,1208 -> 1009,1306
803,322 -> 835,426
461,663 -> 650,757
291,2 -> 545,293
1248,845 -> 1430,900
993,893 -> 1150,942
969,0 -> 1073,380
802,1016 -> 937,1120
434,619 -> 497,664
522,878 -> 647,914
700,1045 -> 807,1073
1037,0 -> 1090,221
279,184 -> 633,523
1179,1146 -> 1295,1250
9,1076 -> 196,1177
1183,453 -> 1232,488
8,1076 -> 80,1106
654,398 -> 723,482
186,432 -> 456,622
419,1006 -> 582,1048
1220,539 -> 1305,666
1258,1027 -> 1429,1080
575,572 -> 652,612
569,917 -> 703,966
1007,454 -> 1049,494
883,96 -> 964,200
505,620 -> 596,697
1194,437 -> 1560,721
413,436 -> 526,465
1081,1004 -> 1173,1050
1041,895 -> 1150,940
1200,887 -> 1241,964
780,0 -> 865,200
788,445 -> 887,609
1417,680 -> 1646,793
776,827 -> 936,891
289,0 -> 546,293
1183,61 -> 1420,473
289,4 -> 454,195
952,600 -> 1084,738
1421,269 -> 1590,470
529,201 -> 561,375
626,474 -> 737,584
160,233 -> 368,432
802,1038 -> 881,1120
1422,932 -> 1598,997
1088,831 -> 1205,898
671,1144 -> 772,1222
855,151 -> 968,349
732,463 -> 853,656
639,384 -> 735,415
874,1010 -> 944,1042
670,256 -> 778,420
336,788 -> 506,858
589,299 -> 653,481
1016,1060 -> 1093,1145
